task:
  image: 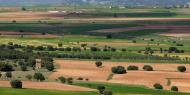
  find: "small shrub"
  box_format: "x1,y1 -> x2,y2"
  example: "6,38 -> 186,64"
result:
67,77 -> 73,84
85,78 -> 89,81
20,65 -> 27,71
10,80 -> 22,88
171,86 -> 178,91
176,44 -> 184,46
132,40 -> 136,43
106,34 -> 112,39
58,43 -> 63,47
26,75 -> 32,80
111,66 -> 127,74
127,65 -> 139,70
104,90 -> 113,95
143,65 -> 153,71
33,73 -> 45,81
121,48 -> 126,52
58,76 -> 66,83
177,66 -> 186,72
5,72 -> 12,79
97,85 -> 105,94
77,77 -> 83,80
95,61 -> 103,67
153,83 -> 163,90
45,62 -> 55,71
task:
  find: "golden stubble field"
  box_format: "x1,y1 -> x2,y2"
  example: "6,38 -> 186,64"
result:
50,59 -> 190,93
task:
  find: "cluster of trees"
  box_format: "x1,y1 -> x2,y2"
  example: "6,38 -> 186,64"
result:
0,43 -> 55,72
1,42 -> 184,63
52,51 -> 182,62
58,76 -> 73,84
159,47 -> 185,53
153,83 -> 178,92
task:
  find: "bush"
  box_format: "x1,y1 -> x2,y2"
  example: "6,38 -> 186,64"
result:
45,62 -> 55,71
77,77 -> 83,80
47,46 -> 55,51
127,65 -> 139,70
10,80 -> 22,88
58,76 -> 66,83
90,47 -> 99,52
176,44 -> 184,46
95,61 -> 103,67
111,66 -> 127,74
177,66 -> 186,72
143,65 -> 153,71
0,63 -> 14,72
65,47 -> 72,51
104,90 -> 113,95
20,65 -> 27,71
171,86 -> 178,91
33,73 -> 45,81
106,34 -> 112,39
67,77 -> 73,84
97,85 -> 105,94
5,72 -> 12,78
58,43 -> 63,47
121,48 -> 126,52
26,75 -> 32,80
132,40 -> 136,43
153,83 -> 163,90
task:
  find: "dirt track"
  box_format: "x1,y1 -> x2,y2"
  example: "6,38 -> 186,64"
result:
0,81 -> 95,91
50,59 -> 190,93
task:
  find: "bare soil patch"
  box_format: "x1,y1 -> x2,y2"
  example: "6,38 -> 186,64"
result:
0,81 -> 95,91
0,12 -> 64,21
50,59 -> 190,92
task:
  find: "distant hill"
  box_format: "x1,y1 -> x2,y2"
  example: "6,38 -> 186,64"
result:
0,0 -> 190,6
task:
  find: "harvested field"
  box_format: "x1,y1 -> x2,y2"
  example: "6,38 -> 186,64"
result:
80,42 -> 166,47
50,59 -> 190,92
90,24 -> 190,33
0,81 -> 95,91
1,12 -> 190,22
0,12 -> 64,21
0,31 -> 60,38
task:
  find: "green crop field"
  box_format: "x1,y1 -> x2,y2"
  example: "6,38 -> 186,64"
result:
74,82 -> 190,95
0,88 -> 97,95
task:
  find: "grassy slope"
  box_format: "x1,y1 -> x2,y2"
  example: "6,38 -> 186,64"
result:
74,82 -> 190,95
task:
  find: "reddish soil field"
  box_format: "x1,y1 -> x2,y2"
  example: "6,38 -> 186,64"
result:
0,12 -> 64,21
0,81 -> 95,91
50,59 -> 190,93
